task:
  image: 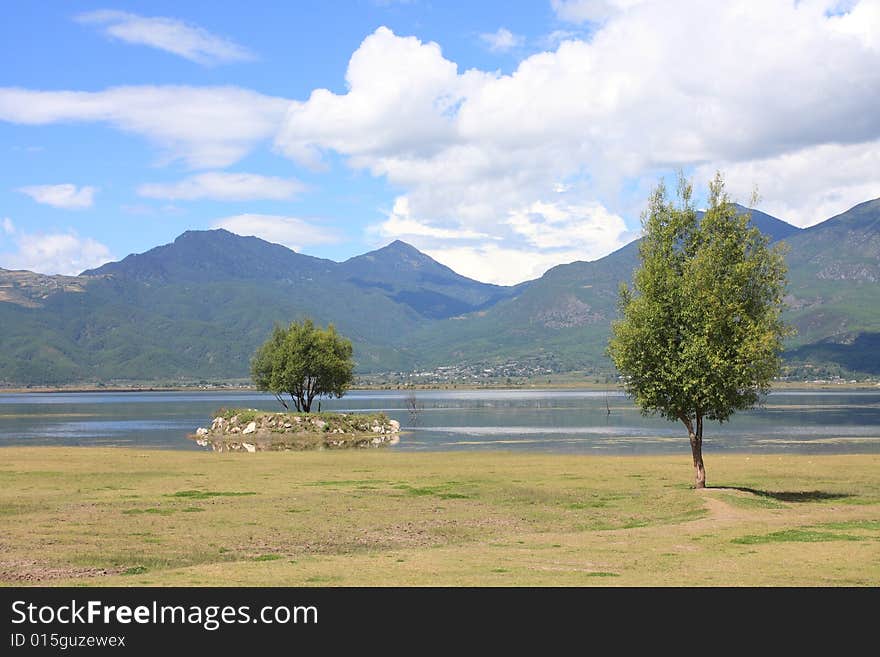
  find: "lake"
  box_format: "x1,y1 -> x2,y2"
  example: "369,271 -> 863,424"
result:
1,388 -> 879,454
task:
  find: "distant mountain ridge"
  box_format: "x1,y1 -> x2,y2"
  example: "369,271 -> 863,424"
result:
402,203 -> 808,373
83,231 -> 517,321
339,240 -> 522,319
84,229 -> 336,283
0,230 -> 524,384
780,198 -> 880,376
2,199 -> 879,385
724,203 -> 801,242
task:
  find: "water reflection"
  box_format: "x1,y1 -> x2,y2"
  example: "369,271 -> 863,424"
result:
0,389 -> 877,454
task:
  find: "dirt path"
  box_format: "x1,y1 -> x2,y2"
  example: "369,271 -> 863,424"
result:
695,490 -> 752,523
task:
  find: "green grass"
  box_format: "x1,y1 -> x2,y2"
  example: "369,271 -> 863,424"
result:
0,449 -> 878,586
812,520 -> 880,531
121,566 -> 148,576
718,493 -> 786,510
219,409 -> 392,429
732,529 -> 866,545
122,507 -> 177,515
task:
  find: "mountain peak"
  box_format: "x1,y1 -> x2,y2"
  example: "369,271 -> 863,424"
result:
82,227 -> 330,281
347,240 -> 435,266
173,228 -> 251,246
381,239 -> 426,256
817,197 -> 880,230
696,203 -> 801,242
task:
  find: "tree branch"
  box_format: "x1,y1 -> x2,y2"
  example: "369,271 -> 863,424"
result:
677,412 -> 693,435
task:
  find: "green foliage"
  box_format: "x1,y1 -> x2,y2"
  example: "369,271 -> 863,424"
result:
608,173 -> 790,426
251,318 -> 354,412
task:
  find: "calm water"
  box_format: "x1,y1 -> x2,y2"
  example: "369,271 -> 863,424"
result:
1,388 -> 879,454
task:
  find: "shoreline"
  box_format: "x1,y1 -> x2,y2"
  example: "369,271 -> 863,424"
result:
1,444 -> 878,453
2,445 -> 879,458
1,382 -> 878,395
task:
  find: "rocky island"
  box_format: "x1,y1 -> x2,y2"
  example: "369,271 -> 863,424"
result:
190,409 -> 401,452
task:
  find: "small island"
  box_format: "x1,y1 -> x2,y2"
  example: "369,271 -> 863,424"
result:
191,408 -> 400,452
190,319 -> 405,451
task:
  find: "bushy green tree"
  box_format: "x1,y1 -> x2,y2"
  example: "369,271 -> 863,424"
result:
608,173 -> 789,488
251,319 -> 354,413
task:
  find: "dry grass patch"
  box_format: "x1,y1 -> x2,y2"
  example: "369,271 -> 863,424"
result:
0,449 -> 877,586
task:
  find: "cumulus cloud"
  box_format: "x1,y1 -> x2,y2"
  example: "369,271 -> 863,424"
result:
0,86 -> 288,168
210,214 -> 342,252
77,10 -> 255,65
538,30 -> 583,49
694,139 -> 880,228
18,184 -> 96,209
371,197 -> 495,241
276,27 -> 485,169
275,5 -> 880,279
480,28 -> 523,52
6,3 -> 880,282
138,172 -> 305,201
0,222 -> 114,275
551,0 -> 648,23
420,245 -> 590,286
506,201 -> 629,250
371,196 -> 629,284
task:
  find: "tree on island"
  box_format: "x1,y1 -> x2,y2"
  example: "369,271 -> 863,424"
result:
251,318 -> 354,413
607,173 -> 790,488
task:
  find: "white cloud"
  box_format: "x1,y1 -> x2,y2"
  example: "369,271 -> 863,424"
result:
370,197 -> 629,284
421,245 -> 589,286
0,225 -> 114,275
694,139 -> 880,228
2,217 -> 14,235
275,7 -> 880,277
275,27 -> 491,169
6,4 -> 879,281
0,86 -> 289,168
506,201 -> 629,251
551,0 -> 647,23
538,30 -> 582,49
77,10 -> 255,65
480,28 -> 523,53
18,184 -> 96,209
210,214 -> 341,252
371,197 -> 495,241
138,172 -> 305,201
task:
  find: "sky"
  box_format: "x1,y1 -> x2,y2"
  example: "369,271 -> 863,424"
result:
1,0 -> 879,284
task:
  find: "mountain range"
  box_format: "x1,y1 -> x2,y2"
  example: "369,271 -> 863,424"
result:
1,199 -> 878,385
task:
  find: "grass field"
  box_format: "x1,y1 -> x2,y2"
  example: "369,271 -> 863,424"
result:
1,448 -> 878,586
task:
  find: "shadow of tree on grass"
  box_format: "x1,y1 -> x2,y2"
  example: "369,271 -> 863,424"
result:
710,487 -> 852,503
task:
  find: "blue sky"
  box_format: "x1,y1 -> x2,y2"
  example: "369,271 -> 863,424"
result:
2,1 -> 879,283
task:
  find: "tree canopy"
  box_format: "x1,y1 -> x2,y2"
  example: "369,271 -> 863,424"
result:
251,319 -> 354,413
607,173 -> 790,487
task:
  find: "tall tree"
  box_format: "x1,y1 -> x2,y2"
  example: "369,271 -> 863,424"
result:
608,173 -> 790,488
251,319 -> 354,413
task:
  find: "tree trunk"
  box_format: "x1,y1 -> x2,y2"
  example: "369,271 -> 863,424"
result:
689,413 -> 706,489
680,413 -> 707,489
